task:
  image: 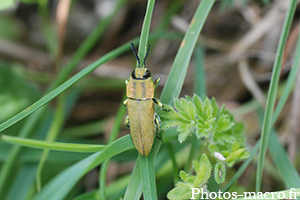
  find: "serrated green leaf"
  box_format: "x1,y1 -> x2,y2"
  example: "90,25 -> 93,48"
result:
216,115 -> 234,132
222,151 -> 230,157
196,117 -> 214,138
208,144 -> 219,155
167,182 -> 196,200
167,155 -> 213,199
239,151 -> 250,159
175,99 -> 193,121
178,127 -> 190,143
177,124 -> 188,132
193,154 -> 211,187
193,94 -> 202,106
188,101 -> 196,121
227,161 -> 235,168
161,120 -> 182,130
185,95 -> 193,102
182,99 -> 195,120
157,104 -> 175,117
192,159 -> 200,172
159,104 -> 187,130
232,141 -> 241,151
179,170 -> 195,183
181,98 -> 189,108
196,129 -> 209,138
211,98 -> 219,116
213,133 -> 236,145
225,148 -> 245,164
195,124 -> 209,138
174,98 -> 183,109
203,98 -> 213,119
159,94 -> 246,156
219,105 -> 226,115
230,122 -> 245,139
194,95 -> 203,118
179,170 -> 189,182
161,114 -> 185,124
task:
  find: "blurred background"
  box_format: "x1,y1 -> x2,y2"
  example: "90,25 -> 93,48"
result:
0,0 -> 300,199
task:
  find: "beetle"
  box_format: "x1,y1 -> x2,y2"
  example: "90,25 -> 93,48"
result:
123,43 -> 164,156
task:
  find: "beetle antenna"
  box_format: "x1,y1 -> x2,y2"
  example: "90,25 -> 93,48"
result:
144,44 -> 151,66
131,43 -> 140,67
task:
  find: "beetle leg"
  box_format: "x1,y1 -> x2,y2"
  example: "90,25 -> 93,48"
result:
154,114 -> 161,133
124,115 -> 130,128
123,98 -> 128,107
152,98 -> 163,108
153,98 -> 170,111
125,79 -> 129,85
154,115 -> 162,140
154,77 -> 160,88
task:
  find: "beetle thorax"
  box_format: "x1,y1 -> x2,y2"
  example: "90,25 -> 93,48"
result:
126,68 -> 155,100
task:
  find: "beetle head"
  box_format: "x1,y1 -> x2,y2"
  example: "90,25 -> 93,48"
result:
131,68 -> 151,80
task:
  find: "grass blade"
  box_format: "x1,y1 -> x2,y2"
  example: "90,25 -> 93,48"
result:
123,158 -> 143,200
6,164 -> 37,200
160,0 -> 215,105
0,108 -> 46,197
225,103 -> 300,192
194,45 -> 206,97
2,135 -> 105,152
0,42 -> 132,133
62,119 -> 106,138
124,1 -> 215,199
36,93 -> 66,191
137,0 -> 155,67
50,0 -> 129,90
269,130 -> 300,188
0,4 -> 129,192
74,176 -> 131,200
272,24 -> 300,124
256,0 -> 297,192
0,31 -> 177,133
32,135 -> 134,200
137,1 -> 158,199
140,155 -> 157,200
99,99 -> 127,199
224,20 -> 300,192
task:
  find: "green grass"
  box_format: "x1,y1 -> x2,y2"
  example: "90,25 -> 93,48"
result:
99,97 -> 127,199
2,135 -> 105,152
256,0 -> 297,192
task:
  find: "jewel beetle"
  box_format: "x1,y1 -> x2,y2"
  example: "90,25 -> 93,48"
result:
123,43 -> 165,156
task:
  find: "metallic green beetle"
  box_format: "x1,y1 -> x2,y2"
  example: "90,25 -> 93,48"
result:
123,43 -> 164,156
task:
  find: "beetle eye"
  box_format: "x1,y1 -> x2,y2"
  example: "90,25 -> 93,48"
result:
143,70 -> 151,79
131,70 -> 136,79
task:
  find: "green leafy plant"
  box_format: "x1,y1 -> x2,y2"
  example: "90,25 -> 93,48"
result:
160,95 -> 240,142
158,94 -> 249,198
159,95 -> 248,157
167,154 -> 211,200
